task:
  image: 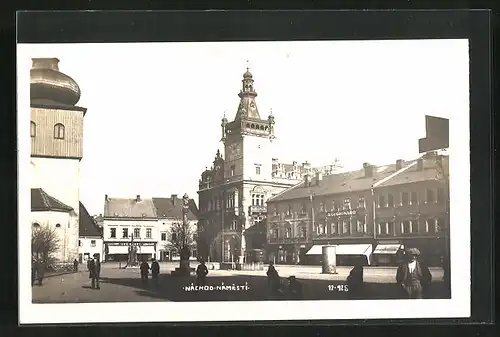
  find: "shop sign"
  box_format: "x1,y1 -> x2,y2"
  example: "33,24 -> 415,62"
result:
106,241 -> 156,247
326,209 -> 356,217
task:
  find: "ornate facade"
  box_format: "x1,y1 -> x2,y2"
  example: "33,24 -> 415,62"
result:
197,69 -> 324,264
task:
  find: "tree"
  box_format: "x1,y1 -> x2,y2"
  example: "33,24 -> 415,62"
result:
163,221 -> 196,257
31,224 -> 60,264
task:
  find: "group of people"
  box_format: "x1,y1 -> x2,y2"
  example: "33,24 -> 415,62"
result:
139,258 -> 160,285
266,247 -> 433,300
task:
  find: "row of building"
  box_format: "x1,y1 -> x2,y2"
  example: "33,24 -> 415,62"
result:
195,68 -> 450,267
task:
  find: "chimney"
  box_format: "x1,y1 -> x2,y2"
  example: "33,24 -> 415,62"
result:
396,159 -> 405,170
363,162 -> 373,178
105,194 -> 109,202
136,195 -> 141,202
417,158 -> 424,171
316,171 -> 323,185
304,174 -> 310,187
171,194 -> 177,205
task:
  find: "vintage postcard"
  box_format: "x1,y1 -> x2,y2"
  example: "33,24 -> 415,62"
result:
18,39 -> 471,323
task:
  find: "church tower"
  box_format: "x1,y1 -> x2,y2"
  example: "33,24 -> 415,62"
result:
30,58 -> 86,262
221,68 -> 276,184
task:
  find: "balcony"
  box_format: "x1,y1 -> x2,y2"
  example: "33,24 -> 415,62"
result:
249,205 -> 267,214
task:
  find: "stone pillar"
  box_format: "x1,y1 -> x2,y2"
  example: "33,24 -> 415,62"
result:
322,245 -> 338,274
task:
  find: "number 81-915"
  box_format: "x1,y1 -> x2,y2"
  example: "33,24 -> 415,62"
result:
328,284 -> 348,292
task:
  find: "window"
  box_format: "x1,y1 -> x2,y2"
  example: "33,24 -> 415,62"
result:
30,121 -> 36,137
231,220 -> 237,230
387,194 -> 394,207
378,195 -> 386,208
425,219 -> 436,233
54,123 -> 65,139
78,240 -> 82,247
161,232 -> 167,241
331,222 -> 339,234
252,194 -> 264,206
300,227 -> 307,238
426,188 -> 436,203
134,228 -> 140,238
255,166 -> 261,175
273,207 -> 278,216
388,221 -> 395,235
437,218 -> 445,232
285,227 -> 292,238
110,228 -> 116,238
356,219 -> 365,233
90,240 -> 96,247
378,222 -> 394,236
344,198 -> 351,210
272,229 -> 278,238
55,223 -> 61,228
287,205 -> 292,216
342,220 -> 349,234
358,197 -> 365,208
319,201 -> 325,212
146,228 -> 152,239
230,165 -> 235,176
401,220 -> 413,234
216,197 -> 220,210
301,203 -> 307,214
401,192 -> 409,205
437,187 -> 445,204
122,228 -> 128,238
410,191 -> 418,205
331,200 -> 337,211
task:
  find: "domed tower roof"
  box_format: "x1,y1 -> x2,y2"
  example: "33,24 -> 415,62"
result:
243,68 -> 253,78
30,58 -> 81,107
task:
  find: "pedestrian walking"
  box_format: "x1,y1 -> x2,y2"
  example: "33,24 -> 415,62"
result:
73,259 -> 79,272
36,258 -> 45,286
140,260 -> 150,285
396,248 -> 432,299
92,254 -> 101,289
346,258 -> 364,299
196,259 -> 208,286
31,258 -> 37,286
151,258 -> 160,286
266,262 -> 283,295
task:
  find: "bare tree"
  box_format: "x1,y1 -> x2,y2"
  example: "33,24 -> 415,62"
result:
163,221 -> 196,256
31,224 -> 60,263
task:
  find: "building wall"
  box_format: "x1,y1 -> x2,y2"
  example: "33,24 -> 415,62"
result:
102,218 -> 159,259
30,157 -> 81,261
242,135 -> 273,182
78,237 -> 104,262
31,211 -> 73,262
30,107 -> 84,159
157,218 -> 198,261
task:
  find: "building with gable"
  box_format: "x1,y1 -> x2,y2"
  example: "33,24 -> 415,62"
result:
78,202 -> 104,262
102,195 -> 158,261
152,194 -> 199,261
30,58 -> 87,263
196,69 -> 334,264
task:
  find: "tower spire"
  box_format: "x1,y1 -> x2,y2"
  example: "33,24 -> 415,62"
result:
234,65 -> 260,120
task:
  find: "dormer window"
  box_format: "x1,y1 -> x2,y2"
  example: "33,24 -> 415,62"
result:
54,123 -> 65,139
30,121 -> 36,137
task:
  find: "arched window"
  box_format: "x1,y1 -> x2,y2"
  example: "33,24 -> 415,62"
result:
54,123 -> 65,139
30,121 -> 36,137
32,223 -> 40,228
55,223 -> 61,228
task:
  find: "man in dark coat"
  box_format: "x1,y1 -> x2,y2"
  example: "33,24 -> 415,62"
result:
196,259 -> 209,286
266,262 -> 283,295
36,259 -> 45,286
140,260 -> 150,285
347,258 -> 364,299
73,259 -> 79,272
88,256 -> 101,290
31,258 -> 37,286
151,258 -> 160,286
396,248 -> 432,299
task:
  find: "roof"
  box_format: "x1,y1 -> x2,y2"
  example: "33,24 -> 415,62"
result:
104,197 -> 157,219
152,197 -> 198,221
79,202 -> 102,237
268,163 -> 401,203
31,188 -> 73,212
376,156 -> 448,188
244,220 -> 266,236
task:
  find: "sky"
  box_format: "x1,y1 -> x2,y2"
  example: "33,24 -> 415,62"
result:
18,40 -> 470,216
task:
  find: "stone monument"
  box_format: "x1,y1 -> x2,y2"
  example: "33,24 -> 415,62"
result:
171,193 -> 196,276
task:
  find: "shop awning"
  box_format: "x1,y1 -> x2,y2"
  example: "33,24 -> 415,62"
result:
373,244 -> 403,255
306,244 -> 372,256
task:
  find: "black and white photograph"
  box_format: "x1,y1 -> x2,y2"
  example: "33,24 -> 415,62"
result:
18,37 -> 471,323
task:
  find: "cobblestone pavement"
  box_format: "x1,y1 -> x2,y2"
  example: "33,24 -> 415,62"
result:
32,263 -> 447,303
